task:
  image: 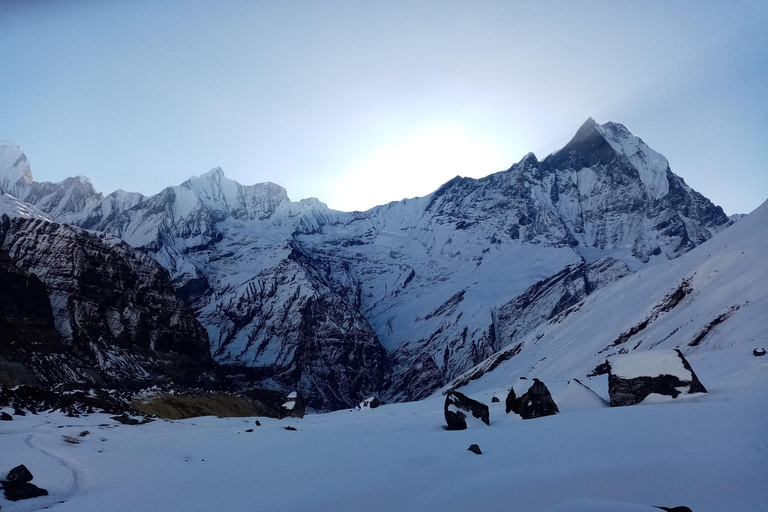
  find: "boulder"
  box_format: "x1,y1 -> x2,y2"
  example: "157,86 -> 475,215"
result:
608,349 -> 706,407
505,377 -> 530,414
517,379 -> 559,419
1,481 -> 49,501
655,507 -> 694,512
491,396 -> 500,403
505,377 -> 558,419
279,391 -> 306,419
284,426 -> 297,431
255,420 -> 261,426
444,391 -> 490,430
1,465 -> 48,501
754,348 -> 766,357
6,465 -> 33,483
505,388 -> 518,414
467,444 -> 482,455
0,411 -> 11,421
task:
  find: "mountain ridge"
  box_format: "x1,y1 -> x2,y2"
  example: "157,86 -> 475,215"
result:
0,119 -> 734,408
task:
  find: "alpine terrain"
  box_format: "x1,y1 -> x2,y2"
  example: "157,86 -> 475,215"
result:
0,119 -> 732,409
0,120 -> 766,512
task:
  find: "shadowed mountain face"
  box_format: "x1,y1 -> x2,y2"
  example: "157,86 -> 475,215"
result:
0,215 -> 214,390
0,120 -> 730,408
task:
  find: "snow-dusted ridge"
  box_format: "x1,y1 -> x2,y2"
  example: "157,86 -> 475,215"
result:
449,197 -> 767,399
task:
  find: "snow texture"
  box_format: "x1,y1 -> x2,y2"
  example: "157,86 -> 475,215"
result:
609,350 -> 691,380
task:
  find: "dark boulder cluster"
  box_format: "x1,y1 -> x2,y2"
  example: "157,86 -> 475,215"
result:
506,378 -> 559,419
443,378 -> 559,429
443,391 -> 490,430
0,385 -> 135,417
607,349 -> 707,407
1,464 -> 48,501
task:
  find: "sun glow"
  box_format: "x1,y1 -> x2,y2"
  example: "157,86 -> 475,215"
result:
326,125 -> 512,212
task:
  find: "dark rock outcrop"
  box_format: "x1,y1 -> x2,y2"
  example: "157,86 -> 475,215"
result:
6,465 -> 33,483
278,391 -> 306,419
505,387 -> 518,415
1,464 -> 49,502
0,411 -> 11,421
0,385 -> 134,417
517,379 -> 559,419
0,215 -> 214,389
358,396 -> 383,409
0,247 -> 59,388
444,391 -> 490,430
505,378 -> 559,419
608,349 -> 707,407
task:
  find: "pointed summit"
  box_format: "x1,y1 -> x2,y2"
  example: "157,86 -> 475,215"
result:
545,117 -> 618,170
0,141 -> 34,196
199,167 -> 226,180
562,117 -> 601,149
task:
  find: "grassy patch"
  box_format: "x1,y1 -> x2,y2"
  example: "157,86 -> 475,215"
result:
131,393 -> 269,420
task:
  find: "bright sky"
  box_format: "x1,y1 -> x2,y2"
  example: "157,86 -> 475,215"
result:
1,1 -> 766,214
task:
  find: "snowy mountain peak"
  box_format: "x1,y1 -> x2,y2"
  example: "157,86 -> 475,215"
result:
199,166 -> 226,179
545,119 -> 670,200
181,167 -> 289,220
0,141 -> 34,196
520,152 -> 538,165
595,121 -> 670,199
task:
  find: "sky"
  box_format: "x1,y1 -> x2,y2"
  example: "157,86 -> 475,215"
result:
1,1 -> 766,215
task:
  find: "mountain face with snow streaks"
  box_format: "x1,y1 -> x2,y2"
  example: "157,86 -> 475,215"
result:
0,214 -> 214,389
0,120 -> 732,408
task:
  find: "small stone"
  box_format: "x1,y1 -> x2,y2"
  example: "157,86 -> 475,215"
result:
284,426 -> 297,431
753,348 -> 766,357
79,431 -> 90,437
255,420 -> 261,426
245,429 -> 254,433
491,397 -> 500,403
467,444 -> 482,455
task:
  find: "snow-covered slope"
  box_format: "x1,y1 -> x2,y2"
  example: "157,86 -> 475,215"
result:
1,349 -> 765,512
0,192 -> 52,221
450,197 -> 767,398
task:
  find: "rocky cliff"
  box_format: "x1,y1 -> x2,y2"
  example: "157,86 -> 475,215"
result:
0,213 -> 214,389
